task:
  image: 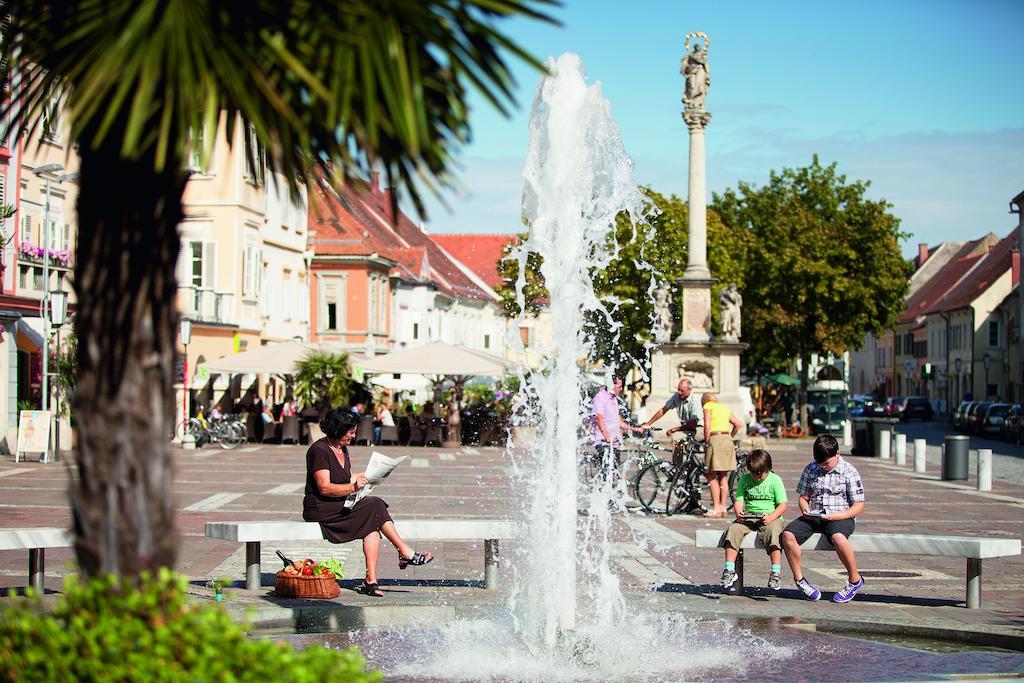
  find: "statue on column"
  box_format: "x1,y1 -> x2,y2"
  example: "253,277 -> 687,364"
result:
652,281 -> 674,343
680,33 -> 710,114
719,284 -> 742,342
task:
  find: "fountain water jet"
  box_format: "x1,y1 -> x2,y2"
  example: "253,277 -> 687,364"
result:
508,52 -> 647,651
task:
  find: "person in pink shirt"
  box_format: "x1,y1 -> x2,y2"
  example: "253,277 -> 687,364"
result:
591,375 -> 643,508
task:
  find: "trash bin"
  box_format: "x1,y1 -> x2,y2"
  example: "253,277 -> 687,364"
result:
942,435 -> 969,480
851,417 -> 869,455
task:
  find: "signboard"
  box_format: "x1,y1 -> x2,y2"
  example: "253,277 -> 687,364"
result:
15,410 -> 51,463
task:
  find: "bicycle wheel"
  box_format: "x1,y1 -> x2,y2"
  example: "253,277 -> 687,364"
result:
633,460 -> 675,513
175,418 -> 203,442
219,428 -> 246,450
666,465 -> 701,516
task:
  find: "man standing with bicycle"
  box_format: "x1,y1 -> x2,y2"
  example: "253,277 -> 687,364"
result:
640,378 -> 701,435
592,375 -> 644,509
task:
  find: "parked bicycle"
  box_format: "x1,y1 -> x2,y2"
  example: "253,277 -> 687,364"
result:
665,437 -> 749,516
630,429 -> 684,513
175,412 -> 246,450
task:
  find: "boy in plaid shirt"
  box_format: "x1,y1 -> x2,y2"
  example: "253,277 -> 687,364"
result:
782,434 -> 865,603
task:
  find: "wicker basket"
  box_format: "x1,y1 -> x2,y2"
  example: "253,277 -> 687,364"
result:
274,571 -> 340,599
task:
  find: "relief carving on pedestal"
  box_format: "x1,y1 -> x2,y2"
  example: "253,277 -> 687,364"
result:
677,360 -> 715,390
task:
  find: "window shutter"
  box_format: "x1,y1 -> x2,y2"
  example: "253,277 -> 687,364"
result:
203,241 -> 216,289
175,243 -> 189,287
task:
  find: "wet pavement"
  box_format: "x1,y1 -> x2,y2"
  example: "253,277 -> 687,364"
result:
1,435 -> 1023,680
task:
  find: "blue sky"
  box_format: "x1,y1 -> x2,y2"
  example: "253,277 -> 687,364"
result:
411,0 -> 1024,257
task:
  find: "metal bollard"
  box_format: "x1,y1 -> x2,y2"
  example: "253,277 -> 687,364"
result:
913,438 -> 927,473
977,449 -> 992,492
842,420 -> 852,448
893,433 -> 907,466
877,429 -> 891,459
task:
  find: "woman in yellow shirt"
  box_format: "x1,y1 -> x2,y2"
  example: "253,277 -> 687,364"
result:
702,393 -> 745,517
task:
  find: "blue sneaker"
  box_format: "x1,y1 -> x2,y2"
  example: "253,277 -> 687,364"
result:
796,578 -> 821,601
833,577 -> 864,603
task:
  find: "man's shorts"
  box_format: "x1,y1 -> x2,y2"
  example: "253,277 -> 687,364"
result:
783,515 -> 855,544
724,517 -> 785,552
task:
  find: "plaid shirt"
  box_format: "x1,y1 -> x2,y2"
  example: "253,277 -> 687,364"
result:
795,457 -> 865,515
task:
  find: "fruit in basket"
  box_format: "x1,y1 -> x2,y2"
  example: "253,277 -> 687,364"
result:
284,565 -> 299,576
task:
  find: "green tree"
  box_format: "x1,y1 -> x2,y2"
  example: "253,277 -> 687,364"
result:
294,351 -> 354,414
498,187 -> 749,367
711,155 -> 912,401
52,327 -> 78,421
3,0 -> 554,578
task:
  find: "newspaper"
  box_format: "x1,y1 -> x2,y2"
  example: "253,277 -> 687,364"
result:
343,451 -> 408,509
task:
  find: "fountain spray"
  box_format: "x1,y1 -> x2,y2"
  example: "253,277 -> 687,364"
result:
509,52 -> 648,651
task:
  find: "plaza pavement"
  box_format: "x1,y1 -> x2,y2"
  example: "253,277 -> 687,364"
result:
1,432 -> 1022,643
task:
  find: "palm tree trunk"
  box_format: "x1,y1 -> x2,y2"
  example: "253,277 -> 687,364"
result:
69,137 -> 187,578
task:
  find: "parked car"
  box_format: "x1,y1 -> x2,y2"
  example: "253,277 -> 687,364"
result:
999,404 -> 1023,443
951,401 -> 973,431
898,397 -> 934,422
978,403 -> 1011,436
849,395 -> 887,417
884,397 -> 904,416
965,402 -> 991,435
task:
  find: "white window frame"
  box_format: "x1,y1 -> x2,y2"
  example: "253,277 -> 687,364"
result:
318,274 -> 347,332
242,241 -> 261,298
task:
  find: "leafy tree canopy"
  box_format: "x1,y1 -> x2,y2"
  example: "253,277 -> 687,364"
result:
497,186 -> 749,368
711,155 -> 912,385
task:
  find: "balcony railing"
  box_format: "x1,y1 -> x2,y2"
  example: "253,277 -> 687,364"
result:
180,285 -> 234,325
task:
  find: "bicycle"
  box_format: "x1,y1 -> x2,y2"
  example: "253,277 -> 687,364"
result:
665,437 -> 750,516
664,431 -> 706,516
623,429 -> 677,513
174,412 -> 246,450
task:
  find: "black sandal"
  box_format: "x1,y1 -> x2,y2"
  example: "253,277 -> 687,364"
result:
399,551 -> 433,570
357,582 -> 384,597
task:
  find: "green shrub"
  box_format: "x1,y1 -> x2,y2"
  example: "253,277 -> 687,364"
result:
0,568 -> 381,682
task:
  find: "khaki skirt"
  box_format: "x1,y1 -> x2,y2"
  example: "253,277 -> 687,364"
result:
705,433 -> 737,473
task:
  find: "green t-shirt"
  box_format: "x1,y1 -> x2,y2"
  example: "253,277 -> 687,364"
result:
736,471 -> 787,514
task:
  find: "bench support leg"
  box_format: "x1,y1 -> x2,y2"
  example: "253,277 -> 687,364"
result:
966,558 -> 981,609
29,548 -> 44,592
734,548 -> 745,594
484,539 -> 499,590
246,541 -> 261,590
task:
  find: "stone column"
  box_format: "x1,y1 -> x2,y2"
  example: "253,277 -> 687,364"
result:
684,111 -> 711,280
676,108 -> 714,343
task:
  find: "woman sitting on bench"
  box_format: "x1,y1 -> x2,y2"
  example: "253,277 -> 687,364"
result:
303,407 -> 433,597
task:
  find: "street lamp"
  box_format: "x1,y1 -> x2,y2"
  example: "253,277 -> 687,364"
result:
48,290 -> 68,462
32,164 -> 78,450
180,318 -> 195,449
983,352 -> 991,400
32,163 -> 62,437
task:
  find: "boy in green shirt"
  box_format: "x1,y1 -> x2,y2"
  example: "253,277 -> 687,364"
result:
721,449 -> 788,590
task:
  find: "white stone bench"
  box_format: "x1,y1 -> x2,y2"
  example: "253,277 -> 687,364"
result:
694,529 -> 1021,609
0,527 -> 73,591
204,519 -> 517,591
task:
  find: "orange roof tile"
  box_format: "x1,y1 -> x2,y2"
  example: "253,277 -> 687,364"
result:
431,234 -> 517,289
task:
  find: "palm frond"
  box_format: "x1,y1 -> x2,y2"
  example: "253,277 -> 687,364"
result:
1,0 -> 559,211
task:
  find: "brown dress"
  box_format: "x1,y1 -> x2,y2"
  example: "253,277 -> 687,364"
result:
302,438 -> 393,543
